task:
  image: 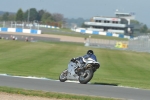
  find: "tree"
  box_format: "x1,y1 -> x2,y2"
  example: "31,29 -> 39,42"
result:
23,8 -> 38,22
130,20 -> 140,24
52,13 -> 64,22
41,11 -> 52,24
140,24 -> 148,33
130,20 -> 149,35
147,29 -> 150,33
0,16 -> 2,21
37,9 -> 45,22
23,10 -> 27,21
8,14 -> 15,21
29,8 -> 38,21
2,12 -> 9,21
81,22 -> 88,28
16,8 -> 24,21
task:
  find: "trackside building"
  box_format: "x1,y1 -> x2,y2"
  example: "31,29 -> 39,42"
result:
74,10 -> 135,39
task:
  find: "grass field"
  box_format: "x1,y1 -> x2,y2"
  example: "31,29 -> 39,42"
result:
42,28 -> 128,41
0,86 -> 118,100
0,39 -> 150,89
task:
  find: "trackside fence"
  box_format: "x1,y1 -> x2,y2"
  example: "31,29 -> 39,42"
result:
128,36 -> 150,53
85,35 -> 150,53
85,38 -> 128,49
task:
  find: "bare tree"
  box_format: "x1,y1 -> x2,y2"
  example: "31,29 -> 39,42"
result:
52,13 -> 64,22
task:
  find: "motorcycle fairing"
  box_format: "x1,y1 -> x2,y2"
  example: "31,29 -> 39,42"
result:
67,62 -> 79,80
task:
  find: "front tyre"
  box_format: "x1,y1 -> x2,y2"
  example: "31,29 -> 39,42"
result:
59,69 -> 67,82
79,69 -> 93,84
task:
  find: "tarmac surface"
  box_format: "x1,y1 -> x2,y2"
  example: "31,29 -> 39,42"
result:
0,75 -> 150,100
0,32 -> 150,100
0,32 -> 85,43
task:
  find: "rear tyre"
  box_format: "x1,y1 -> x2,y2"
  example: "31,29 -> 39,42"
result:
79,69 -> 93,84
59,69 -> 67,82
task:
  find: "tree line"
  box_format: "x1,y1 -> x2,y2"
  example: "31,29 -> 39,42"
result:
130,20 -> 150,33
0,8 -> 64,27
0,8 -> 150,35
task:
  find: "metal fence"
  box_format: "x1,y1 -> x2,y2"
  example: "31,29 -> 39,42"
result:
85,35 -> 150,53
0,21 -> 40,30
85,38 -> 128,49
128,35 -> 150,53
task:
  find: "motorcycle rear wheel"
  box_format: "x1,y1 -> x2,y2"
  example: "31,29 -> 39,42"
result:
79,69 -> 93,84
59,69 -> 67,82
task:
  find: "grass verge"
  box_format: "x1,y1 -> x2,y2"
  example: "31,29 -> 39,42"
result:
0,40 -> 150,89
41,28 -> 128,41
0,86 -> 119,100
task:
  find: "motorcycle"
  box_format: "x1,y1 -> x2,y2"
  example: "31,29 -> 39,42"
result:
59,57 -> 100,84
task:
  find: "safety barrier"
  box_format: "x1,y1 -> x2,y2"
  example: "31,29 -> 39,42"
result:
75,28 -> 133,39
84,38 -> 128,49
36,25 -> 60,29
0,27 -> 41,34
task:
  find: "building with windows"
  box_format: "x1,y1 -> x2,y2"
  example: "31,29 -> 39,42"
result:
84,10 -> 135,35
73,10 -> 136,39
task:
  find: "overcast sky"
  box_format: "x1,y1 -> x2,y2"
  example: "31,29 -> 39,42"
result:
0,0 -> 149,27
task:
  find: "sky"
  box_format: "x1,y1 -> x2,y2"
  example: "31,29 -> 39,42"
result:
0,0 -> 149,27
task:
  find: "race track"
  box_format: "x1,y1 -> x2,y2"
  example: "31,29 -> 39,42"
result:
0,75 -> 150,100
0,32 -> 84,43
0,32 -> 150,100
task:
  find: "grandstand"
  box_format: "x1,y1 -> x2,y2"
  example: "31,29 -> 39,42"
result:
73,10 -> 135,38
84,9 -> 135,35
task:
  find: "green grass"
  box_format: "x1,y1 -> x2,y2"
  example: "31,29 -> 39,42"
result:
0,40 -> 150,90
0,86 -> 119,100
42,28 -> 128,41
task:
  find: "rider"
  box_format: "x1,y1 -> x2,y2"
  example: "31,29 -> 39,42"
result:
71,50 -> 97,69
83,50 -> 97,61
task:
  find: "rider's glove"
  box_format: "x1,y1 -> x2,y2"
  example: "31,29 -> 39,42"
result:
71,58 -> 76,62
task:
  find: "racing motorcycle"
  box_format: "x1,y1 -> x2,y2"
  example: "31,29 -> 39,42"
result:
59,57 -> 100,84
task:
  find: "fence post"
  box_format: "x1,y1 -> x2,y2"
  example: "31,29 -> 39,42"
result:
3,21 -> 5,27
15,22 -> 16,28
11,21 -> 13,28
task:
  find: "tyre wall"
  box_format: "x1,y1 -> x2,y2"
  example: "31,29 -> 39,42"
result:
75,28 -> 132,39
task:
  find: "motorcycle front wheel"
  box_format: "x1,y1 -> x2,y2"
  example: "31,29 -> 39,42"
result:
79,69 -> 93,84
59,69 -> 67,82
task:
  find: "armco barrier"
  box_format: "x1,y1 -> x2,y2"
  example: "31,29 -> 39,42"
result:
26,24 -> 59,29
11,23 -> 60,29
39,25 -> 59,29
75,28 -> 132,39
0,27 -> 41,34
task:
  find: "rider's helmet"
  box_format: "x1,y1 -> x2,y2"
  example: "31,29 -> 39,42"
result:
87,50 -> 94,55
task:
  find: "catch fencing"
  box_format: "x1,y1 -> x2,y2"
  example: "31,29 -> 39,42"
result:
85,35 -> 150,53
0,21 -> 59,30
128,35 -> 150,53
0,21 -> 38,29
85,38 -> 128,49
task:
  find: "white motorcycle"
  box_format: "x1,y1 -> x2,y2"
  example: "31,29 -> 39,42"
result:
59,57 -> 100,84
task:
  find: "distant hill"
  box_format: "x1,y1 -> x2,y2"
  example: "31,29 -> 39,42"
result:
0,11 -> 15,15
0,11 -> 5,15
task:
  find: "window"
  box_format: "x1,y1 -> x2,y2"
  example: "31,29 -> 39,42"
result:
104,20 -> 110,23
112,21 -> 118,23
